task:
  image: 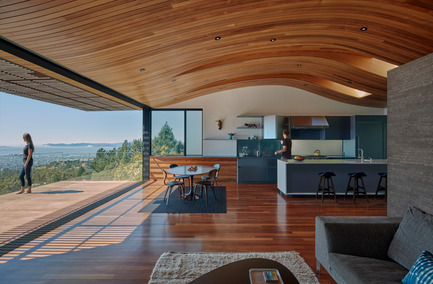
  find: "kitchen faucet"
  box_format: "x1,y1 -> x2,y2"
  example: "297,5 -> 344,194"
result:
358,148 -> 364,162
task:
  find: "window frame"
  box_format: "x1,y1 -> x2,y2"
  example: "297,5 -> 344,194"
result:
150,108 -> 203,156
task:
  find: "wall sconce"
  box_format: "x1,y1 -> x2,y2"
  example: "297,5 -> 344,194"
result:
216,120 -> 223,130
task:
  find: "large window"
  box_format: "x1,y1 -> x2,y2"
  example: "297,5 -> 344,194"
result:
151,109 -> 202,156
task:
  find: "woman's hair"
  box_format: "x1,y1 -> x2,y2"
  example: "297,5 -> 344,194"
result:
283,129 -> 290,137
23,133 -> 35,151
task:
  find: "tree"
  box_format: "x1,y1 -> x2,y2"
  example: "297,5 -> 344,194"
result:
152,122 -> 184,155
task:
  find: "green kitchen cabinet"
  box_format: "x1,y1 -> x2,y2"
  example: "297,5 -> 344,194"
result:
352,115 -> 387,159
324,116 -> 350,140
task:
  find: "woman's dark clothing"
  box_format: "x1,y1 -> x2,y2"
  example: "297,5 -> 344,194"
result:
282,138 -> 292,159
19,160 -> 33,186
20,143 -> 34,186
23,143 -> 34,162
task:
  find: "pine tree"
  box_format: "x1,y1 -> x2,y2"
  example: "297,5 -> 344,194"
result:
152,122 -> 184,155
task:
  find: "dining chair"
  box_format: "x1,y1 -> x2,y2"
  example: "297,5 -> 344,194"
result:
201,164 -> 220,186
194,169 -> 218,205
162,169 -> 185,205
169,163 -> 190,186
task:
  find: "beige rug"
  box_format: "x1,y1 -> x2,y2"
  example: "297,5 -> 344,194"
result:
148,251 -> 320,284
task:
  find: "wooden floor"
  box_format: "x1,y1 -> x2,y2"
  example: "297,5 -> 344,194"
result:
0,181 -> 387,283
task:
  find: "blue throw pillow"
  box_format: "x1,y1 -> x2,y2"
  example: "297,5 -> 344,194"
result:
402,250 -> 433,284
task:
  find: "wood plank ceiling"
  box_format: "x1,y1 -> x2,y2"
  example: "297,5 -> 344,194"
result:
1,0 -> 433,110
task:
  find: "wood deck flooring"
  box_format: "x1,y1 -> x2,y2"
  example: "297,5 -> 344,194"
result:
0,181 -> 387,283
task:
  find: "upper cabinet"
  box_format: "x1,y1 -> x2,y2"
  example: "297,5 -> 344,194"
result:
324,116 -> 350,140
289,116 -> 350,140
263,115 -> 287,139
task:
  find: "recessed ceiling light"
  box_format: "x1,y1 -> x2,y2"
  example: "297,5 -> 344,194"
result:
360,27 -> 367,31
205,79 -> 208,82
139,68 -> 145,72
297,64 -> 302,67
215,36 -> 221,40
270,38 -> 276,42
347,81 -> 352,84
172,79 -> 176,82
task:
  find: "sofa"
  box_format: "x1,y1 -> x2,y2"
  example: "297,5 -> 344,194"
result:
315,206 -> 433,284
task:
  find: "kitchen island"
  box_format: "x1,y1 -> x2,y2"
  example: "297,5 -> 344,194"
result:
277,159 -> 387,195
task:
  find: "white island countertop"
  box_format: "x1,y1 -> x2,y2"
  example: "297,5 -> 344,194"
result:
279,158 -> 387,164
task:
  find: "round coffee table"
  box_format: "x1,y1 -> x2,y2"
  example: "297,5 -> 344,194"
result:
189,258 -> 299,284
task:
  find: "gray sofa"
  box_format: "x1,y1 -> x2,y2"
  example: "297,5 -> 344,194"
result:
315,206 -> 433,284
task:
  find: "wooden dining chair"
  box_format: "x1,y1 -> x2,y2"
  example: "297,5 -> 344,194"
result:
194,169 -> 218,205
201,164 -> 220,186
169,163 -> 190,186
162,169 -> 185,205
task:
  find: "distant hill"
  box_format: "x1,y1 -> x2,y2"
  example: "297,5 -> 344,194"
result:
44,143 -> 123,148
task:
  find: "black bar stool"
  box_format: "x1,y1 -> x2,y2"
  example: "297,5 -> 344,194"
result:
345,172 -> 369,203
375,172 -> 387,202
316,172 -> 337,203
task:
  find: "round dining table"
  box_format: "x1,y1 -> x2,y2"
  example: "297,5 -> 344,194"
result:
166,165 -> 216,200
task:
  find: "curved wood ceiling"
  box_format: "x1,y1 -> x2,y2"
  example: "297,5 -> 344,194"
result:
1,0 -> 433,109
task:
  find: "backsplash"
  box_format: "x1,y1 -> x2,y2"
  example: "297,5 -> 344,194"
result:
292,140 -> 343,156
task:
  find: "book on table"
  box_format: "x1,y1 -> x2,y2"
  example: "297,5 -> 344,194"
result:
249,268 -> 283,284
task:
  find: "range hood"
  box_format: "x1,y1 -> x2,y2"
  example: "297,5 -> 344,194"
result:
291,116 -> 329,129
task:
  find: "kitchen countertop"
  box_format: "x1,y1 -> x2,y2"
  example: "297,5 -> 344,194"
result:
279,158 -> 387,164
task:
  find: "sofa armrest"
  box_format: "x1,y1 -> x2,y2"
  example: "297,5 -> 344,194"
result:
315,216 -> 402,273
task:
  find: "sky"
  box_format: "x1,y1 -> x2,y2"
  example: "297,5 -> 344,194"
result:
0,92 -> 143,146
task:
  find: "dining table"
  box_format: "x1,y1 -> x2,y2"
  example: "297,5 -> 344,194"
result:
167,165 -> 215,201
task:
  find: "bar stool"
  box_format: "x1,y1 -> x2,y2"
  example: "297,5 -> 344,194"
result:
375,172 -> 387,202
316,172 -> 337,203
345,172 -> 369,203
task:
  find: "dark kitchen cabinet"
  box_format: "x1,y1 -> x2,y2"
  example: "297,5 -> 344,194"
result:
289,116 -> 350,140
324,116 -> 350,140
290,128 -> 324,140
342,115 -> 387,159
237,157 -> 277,184
354,115 -> 387,159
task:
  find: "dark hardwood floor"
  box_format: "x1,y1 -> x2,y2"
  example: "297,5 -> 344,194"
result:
0,181 -> 386,283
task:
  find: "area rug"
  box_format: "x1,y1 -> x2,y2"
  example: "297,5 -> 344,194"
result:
138,186 -> 226,213
148,251 -> 319,284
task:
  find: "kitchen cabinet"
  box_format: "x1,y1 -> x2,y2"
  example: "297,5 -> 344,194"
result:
342,115 -> 387,159
263,115 -> 287,139
324,116 -> 350,140
354,115 -> 387,159
237,157 -> 277,184
290,128 -> 324,140
236,139 -> 281,183
289,116 -> 350,140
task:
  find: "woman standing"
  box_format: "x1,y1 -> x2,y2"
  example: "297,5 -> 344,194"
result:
275,129 -> 292,159
18,133 -> 34,194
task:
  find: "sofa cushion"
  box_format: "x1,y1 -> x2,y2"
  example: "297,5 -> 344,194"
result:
328,253 -> 408,284
388,206 -> 433,270
402,250 -> 433,284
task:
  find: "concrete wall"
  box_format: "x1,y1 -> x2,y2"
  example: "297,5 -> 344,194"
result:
387,53 -> 433,217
